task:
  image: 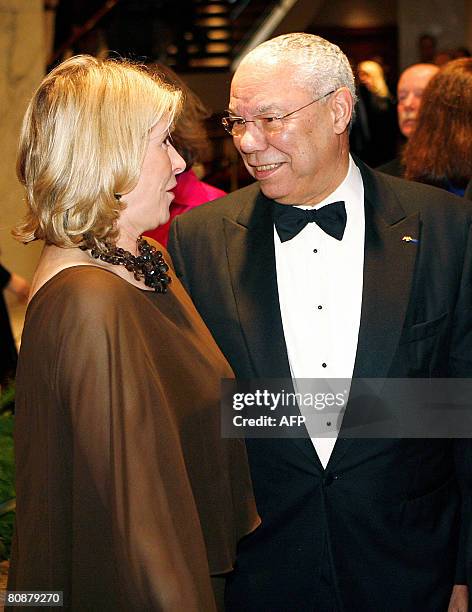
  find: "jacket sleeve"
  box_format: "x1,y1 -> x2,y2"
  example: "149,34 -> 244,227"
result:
0,263 -> 11,290
450,223 -> 472,584
168,216 -> 192,293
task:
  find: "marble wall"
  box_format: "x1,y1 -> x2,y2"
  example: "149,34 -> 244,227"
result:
313,0 -> 470,70
398,0 -> 467,69
315,0 -> 396,28
0,0 -> 44,283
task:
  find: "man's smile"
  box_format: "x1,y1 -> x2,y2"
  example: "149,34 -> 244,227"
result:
252,163 -> 283,171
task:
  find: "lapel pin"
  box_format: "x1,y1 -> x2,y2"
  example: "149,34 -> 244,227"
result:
402,235 -> 419,244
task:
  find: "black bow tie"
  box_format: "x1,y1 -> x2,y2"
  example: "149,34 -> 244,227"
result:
272,200 -> 347,242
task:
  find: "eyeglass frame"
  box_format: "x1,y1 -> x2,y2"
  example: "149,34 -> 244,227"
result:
221,89 -> 337,136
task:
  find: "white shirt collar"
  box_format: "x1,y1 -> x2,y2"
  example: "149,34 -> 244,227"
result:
295,155 -> 361,213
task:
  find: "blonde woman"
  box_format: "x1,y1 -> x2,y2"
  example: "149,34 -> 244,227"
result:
7,56 -> 258,611
355,60 -> 397,165
358,59 -> 391,99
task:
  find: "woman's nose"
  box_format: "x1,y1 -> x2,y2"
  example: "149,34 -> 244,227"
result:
169,144 -> 186,175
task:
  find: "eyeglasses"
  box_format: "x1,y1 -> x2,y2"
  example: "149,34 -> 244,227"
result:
222,90 -> 336,137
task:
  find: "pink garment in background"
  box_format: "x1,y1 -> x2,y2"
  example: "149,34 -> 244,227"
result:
144,168 -> 226,246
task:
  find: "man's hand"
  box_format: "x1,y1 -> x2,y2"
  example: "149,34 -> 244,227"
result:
6,272 -> 30,303
448,584 -> 468,612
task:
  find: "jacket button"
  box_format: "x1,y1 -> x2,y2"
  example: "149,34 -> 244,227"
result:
323,473 -> 334,486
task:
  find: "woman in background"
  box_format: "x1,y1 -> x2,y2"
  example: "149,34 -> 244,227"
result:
144,63 -> 225,246
352,60 -> 398,166
403,58 -> 472,195
7,55 -> 258,611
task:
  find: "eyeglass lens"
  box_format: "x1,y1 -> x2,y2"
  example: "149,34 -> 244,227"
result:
222,90 -> 336,136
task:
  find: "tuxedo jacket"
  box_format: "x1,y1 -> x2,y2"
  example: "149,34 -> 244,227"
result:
168,161 -> 472,612
376,156 -> 405,178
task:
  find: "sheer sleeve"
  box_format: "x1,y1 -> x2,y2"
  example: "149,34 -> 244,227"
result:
53,270 -> 217,611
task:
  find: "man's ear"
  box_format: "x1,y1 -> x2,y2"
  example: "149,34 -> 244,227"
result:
330,87 -> 353,134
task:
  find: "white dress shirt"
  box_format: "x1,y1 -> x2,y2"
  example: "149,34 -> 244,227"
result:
274,156 -> 365,468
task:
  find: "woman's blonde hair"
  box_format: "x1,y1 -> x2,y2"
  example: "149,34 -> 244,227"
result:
358,60 -> 390,99
14,55 -> 182,249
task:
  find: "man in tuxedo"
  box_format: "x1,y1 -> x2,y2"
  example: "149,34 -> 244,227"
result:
168,33 -> 472,611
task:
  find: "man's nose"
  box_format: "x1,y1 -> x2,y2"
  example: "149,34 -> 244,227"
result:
236,122 -> 268,154
402,92 -> 417,109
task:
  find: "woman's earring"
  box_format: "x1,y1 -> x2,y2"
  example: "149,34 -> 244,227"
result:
114,193 -> 122,200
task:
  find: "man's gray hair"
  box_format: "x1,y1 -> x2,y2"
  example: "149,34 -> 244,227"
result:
240,33 -> 357,106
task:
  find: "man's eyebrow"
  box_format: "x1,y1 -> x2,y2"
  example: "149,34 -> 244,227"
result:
227,104 -> 282,116
256,104 -> 279,114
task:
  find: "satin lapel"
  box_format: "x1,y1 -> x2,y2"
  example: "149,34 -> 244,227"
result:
223,191 -> 290,379
329,163 -> 420,469
223,190 -> 320,467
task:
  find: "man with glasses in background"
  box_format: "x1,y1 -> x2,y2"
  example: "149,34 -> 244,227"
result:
169,33 -> 472,612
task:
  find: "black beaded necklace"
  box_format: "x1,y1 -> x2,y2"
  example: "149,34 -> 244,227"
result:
82,237 -> 171,293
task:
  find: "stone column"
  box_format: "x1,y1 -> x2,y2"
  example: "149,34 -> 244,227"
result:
0,0 -> 45,281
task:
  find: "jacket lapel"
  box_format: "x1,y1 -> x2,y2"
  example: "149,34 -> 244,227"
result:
328,162 -> 420,468
223,189 -> 291,379
353,163 -> 420,378
223,189 -> 320,467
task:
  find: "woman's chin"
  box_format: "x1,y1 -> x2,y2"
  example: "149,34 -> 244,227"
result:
154,212 -> 171,230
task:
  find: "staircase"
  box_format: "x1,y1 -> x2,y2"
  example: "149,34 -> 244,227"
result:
50,0 -> 280,72
166,0 -> 279,70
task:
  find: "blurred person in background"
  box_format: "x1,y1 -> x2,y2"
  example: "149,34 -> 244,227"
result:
7,54 -> 258,611
418,33 -> 437,63
434,50 -> 454,67
144,63 -> 225,247
453,47 -> 471,59
403,58 -> 472,196
351,60 -> 397,166
378,63 -> 439,177
357,60 -> 391,99
0,264 -> 29,388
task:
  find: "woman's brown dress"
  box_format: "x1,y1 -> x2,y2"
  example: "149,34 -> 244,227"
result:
7,264 -> 259,611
